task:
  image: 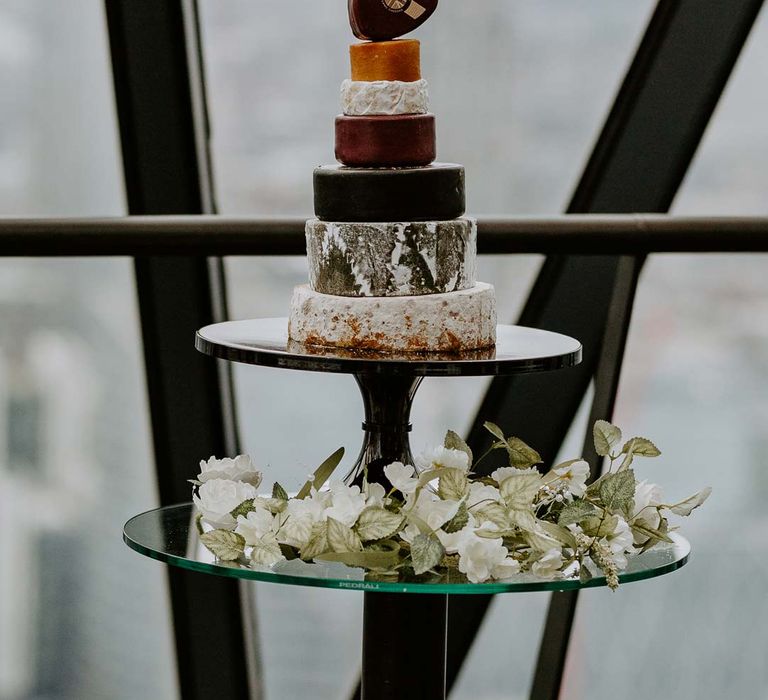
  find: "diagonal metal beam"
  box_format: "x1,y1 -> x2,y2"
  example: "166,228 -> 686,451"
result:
104,1 -> 260,698
446,0 -> 765,696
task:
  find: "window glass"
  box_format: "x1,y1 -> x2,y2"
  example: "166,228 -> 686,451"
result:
202,2 -> 654,697
0,2 -> 177,698
561,11 -> 768,700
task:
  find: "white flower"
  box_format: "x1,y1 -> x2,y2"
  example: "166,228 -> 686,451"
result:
249,532 -> 285,566
384,462 -> 419,494
601,516 -> 634,569
531,548 -> 564,577
416,446 -> 470,472
193,478 -> 258,529
467,481 -> 501,509
491,557 -> 521,580
631,480 -> 664,539
491,467 -> 520,484
365,482 -> 387,507
400,490 -> 461,544
552,460 -> 590,497
457,531 -> 510,583
324,481 -> 368,527
197,455 -> 262,487
437,514 -> 477,554
235,506 -> 276,545
273,489 -> 331,549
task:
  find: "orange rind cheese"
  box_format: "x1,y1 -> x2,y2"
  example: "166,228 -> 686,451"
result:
350,40 -> 421,82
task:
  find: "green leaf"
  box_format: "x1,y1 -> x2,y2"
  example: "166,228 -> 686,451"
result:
300,522 -> 329,561
665,487 -> 712,516
473,502 -> 511,529
507,507 -> 537,531
250,537 -> 283,565
483,421 -> 506,442
593,420 -> 622,457
327,517 -> 363,553
195,513 -> 204,536
622,437 -> 661,458
230,499 -> 257,519
442,501 -> 469,534
356,507 -> 404,542
504,437 -> 542,469
500,472 -> 543,509
475,528 -> 515,539
200,530 -> 245,561
296,447 -> 345,500
537,521 -> 578,549
582,514 -> 619,539
438,468 -> 469,501
317,543 -> 401,571
579,563 -> 593,584
444,430 -> 473,465
631,522 -> 674,545
598,469 -> 636,512
558,499 -> 597,527
272,482 -> 289,501
411,533 -> 445,575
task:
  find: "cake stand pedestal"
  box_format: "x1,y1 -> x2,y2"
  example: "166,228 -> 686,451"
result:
124,318 -> 690,700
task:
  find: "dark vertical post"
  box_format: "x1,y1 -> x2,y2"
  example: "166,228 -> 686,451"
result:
445,0 -> 765,696
104,1 -> 258,698
529,255 -> 641,699
362,594 -> 448,700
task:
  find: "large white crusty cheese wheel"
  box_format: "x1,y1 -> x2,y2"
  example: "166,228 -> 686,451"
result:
289,282 -> 497,353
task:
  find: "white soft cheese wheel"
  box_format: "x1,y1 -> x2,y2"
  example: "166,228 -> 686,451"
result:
341,79 -> 429,116
288,282 -> 497,353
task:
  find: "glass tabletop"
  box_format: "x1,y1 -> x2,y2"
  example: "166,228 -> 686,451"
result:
195,318 -> 582,377
124,504 -> 690,595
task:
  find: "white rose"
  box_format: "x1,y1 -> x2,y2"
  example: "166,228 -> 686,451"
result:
197,455 -> 263,487
235,507 -> 275,545
193,478 -> 258,529
324,481 -> 368,527
457,532 -> 510,583
416,446 -> 470,472
383,462 -> 419,494
531,548 -> 564,578
552,460 -> 590,497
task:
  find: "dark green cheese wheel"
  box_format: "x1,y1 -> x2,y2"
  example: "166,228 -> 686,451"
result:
313,163 -> 465,222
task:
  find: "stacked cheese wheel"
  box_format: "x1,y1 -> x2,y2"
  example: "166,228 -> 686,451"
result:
289,39 -> 497,353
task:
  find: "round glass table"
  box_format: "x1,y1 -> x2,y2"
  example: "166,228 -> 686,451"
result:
123,318 -> 692,700
124,503 -> 690,596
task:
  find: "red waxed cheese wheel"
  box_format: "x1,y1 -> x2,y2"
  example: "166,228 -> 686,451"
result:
350,40 -> 421,82
335,114 -> 436,167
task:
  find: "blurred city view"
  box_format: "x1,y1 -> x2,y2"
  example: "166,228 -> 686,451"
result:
0,1 -> 766,699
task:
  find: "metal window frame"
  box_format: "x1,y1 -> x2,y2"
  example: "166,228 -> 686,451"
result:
103,1 -> 258,698
3,0 -> 760,698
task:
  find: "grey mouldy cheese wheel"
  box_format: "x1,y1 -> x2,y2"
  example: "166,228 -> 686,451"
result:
313,163 -> 465,222
306,218 -> 477,297
289,282 -> 497,353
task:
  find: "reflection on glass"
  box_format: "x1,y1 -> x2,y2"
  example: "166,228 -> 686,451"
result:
0,1 -> 177,698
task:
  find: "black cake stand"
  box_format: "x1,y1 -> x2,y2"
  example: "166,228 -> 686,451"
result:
123,318 -> 691,700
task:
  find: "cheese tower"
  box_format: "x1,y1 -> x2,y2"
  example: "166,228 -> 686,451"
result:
289,37 -> 497,353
